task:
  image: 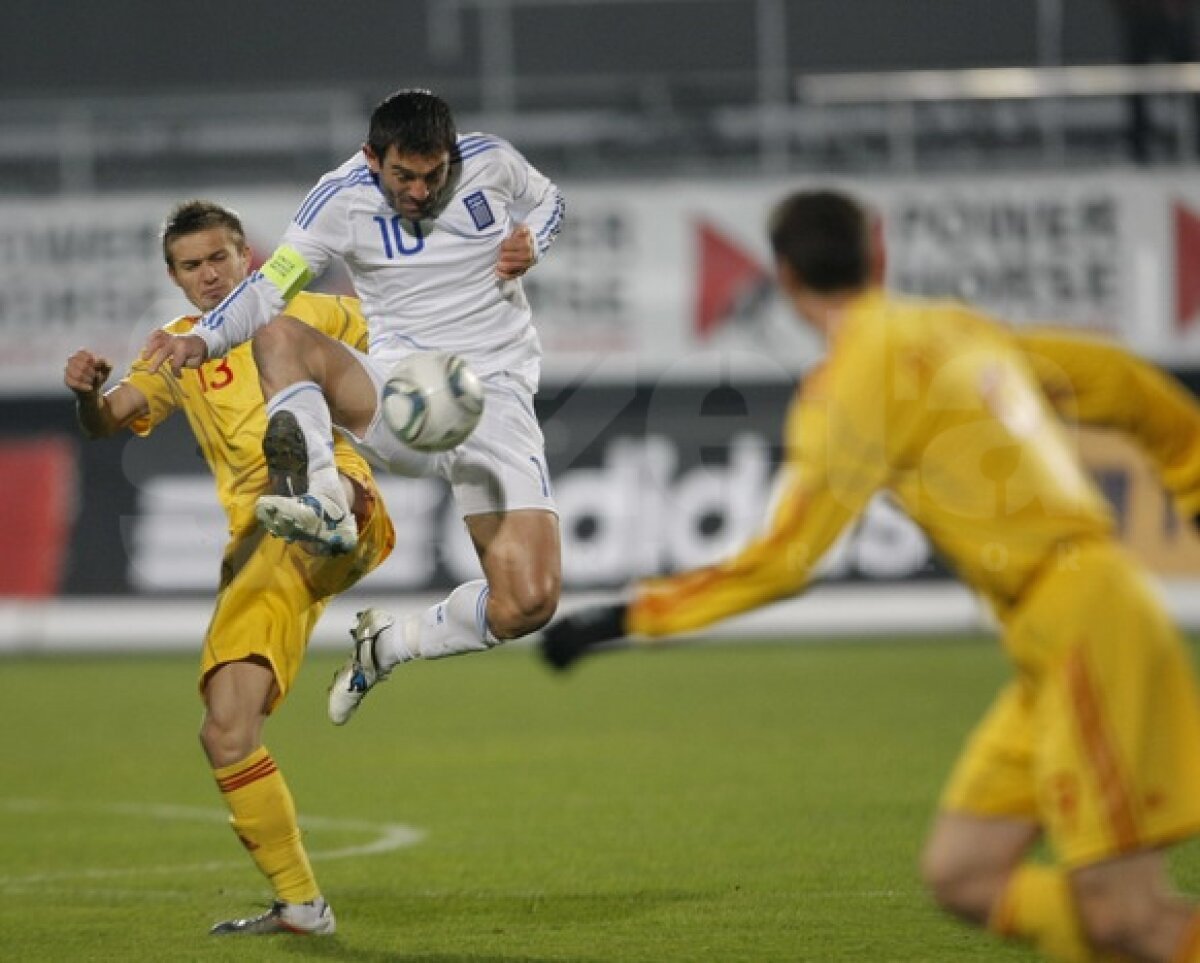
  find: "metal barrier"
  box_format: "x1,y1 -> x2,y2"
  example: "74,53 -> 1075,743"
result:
3,62 -> 1199,194
794,63 -> 1200,169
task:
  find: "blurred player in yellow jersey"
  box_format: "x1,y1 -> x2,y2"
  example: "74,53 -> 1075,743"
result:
541,189 -> 1200,962
62,200 -> 395,936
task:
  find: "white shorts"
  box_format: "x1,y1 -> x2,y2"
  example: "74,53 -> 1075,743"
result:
336,345 -> 557,519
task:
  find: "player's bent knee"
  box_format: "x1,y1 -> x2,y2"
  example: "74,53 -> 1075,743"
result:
251,314 -> 304,353
919,859 -> 965,916
488,584 -> 559,640
251,316 -> 309,382
918,838 -> 959,905
198,716 -> 259,769
489,601 -> 555,640
919,851 -> 1000,925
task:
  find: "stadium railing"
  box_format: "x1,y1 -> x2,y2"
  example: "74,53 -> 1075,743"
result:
793,62 -> 1200,169
3,63 -> 1199,194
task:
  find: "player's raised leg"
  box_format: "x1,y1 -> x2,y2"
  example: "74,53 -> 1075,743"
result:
251,314 -> 378,554
328,508 -> 560,724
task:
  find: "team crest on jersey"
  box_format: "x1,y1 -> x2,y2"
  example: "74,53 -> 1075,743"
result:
463,191 -> 495,230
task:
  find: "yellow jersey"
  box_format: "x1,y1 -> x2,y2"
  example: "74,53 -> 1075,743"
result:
122,292 -> 374,540
630,290 -> 1200,636
1018,328 -> 1200,521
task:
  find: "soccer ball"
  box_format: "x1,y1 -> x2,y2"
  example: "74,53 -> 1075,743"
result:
381,351 -> 485,453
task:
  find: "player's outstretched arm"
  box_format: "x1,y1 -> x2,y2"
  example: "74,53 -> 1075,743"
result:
539,602 -> 629,671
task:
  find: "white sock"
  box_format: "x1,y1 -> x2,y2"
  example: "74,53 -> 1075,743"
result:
379,580 -> 501,668
266,382 -> 344,509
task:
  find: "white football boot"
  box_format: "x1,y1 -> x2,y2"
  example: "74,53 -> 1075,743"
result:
328,608 -> 404,725
255,492 -> 358,555
210,896 -> 336,935
256,410 -> 357,555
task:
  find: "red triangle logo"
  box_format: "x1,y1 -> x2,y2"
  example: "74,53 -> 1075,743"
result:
1175,202 -> 1200,333
694,220 -> 770,340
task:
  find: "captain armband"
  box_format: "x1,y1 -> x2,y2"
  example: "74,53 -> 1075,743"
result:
259,245 -> 314,301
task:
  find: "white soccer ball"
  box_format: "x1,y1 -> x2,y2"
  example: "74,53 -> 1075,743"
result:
381,351 -> 485,453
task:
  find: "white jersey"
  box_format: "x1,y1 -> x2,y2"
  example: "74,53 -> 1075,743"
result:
194,133 -> 565,387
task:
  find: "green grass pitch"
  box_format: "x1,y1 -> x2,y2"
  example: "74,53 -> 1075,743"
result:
1,634 -> 1197,962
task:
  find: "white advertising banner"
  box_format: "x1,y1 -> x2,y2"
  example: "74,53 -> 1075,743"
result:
3,172 -> 1200,396
0,198 -> 168,394
526,176 -> 1198,378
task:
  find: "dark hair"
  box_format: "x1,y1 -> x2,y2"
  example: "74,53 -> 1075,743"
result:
161,200 -> 246,266
367,88 -> 457,160
768,190 -> 871,293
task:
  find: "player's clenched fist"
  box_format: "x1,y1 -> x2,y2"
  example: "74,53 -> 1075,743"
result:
495,224 -> 536,281
64,349 -> 114,397
142,329 -> 209,376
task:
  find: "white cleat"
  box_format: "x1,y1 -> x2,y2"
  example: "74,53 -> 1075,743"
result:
210,896 -> 336,935
255,492 -> 358,555
328,608 -> 396,726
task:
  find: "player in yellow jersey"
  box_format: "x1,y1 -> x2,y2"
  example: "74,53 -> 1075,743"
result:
62,200 -> 395,936
540,189 -> 1200,962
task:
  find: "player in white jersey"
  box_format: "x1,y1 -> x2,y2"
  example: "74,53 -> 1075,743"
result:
144,89 -> 566,724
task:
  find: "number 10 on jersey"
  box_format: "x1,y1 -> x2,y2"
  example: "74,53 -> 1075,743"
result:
373,215 -> 425,258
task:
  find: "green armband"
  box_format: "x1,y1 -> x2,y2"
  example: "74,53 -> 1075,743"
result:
260,245 -> 313,301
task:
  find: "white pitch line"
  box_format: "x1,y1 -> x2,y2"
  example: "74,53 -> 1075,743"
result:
0,798 -> 425,888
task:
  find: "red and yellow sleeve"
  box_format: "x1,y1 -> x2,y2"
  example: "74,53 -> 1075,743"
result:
627,454 -> 857,637
1018,329 -> 1200,519
628,309 -> 908,638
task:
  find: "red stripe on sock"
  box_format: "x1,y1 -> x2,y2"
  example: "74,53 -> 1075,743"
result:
216,757 -> 278,794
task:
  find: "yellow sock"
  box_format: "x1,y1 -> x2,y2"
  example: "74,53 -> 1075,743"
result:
1173,913 -> 1200,963
989,864 -> 1123,963
213,746 -> 320,904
